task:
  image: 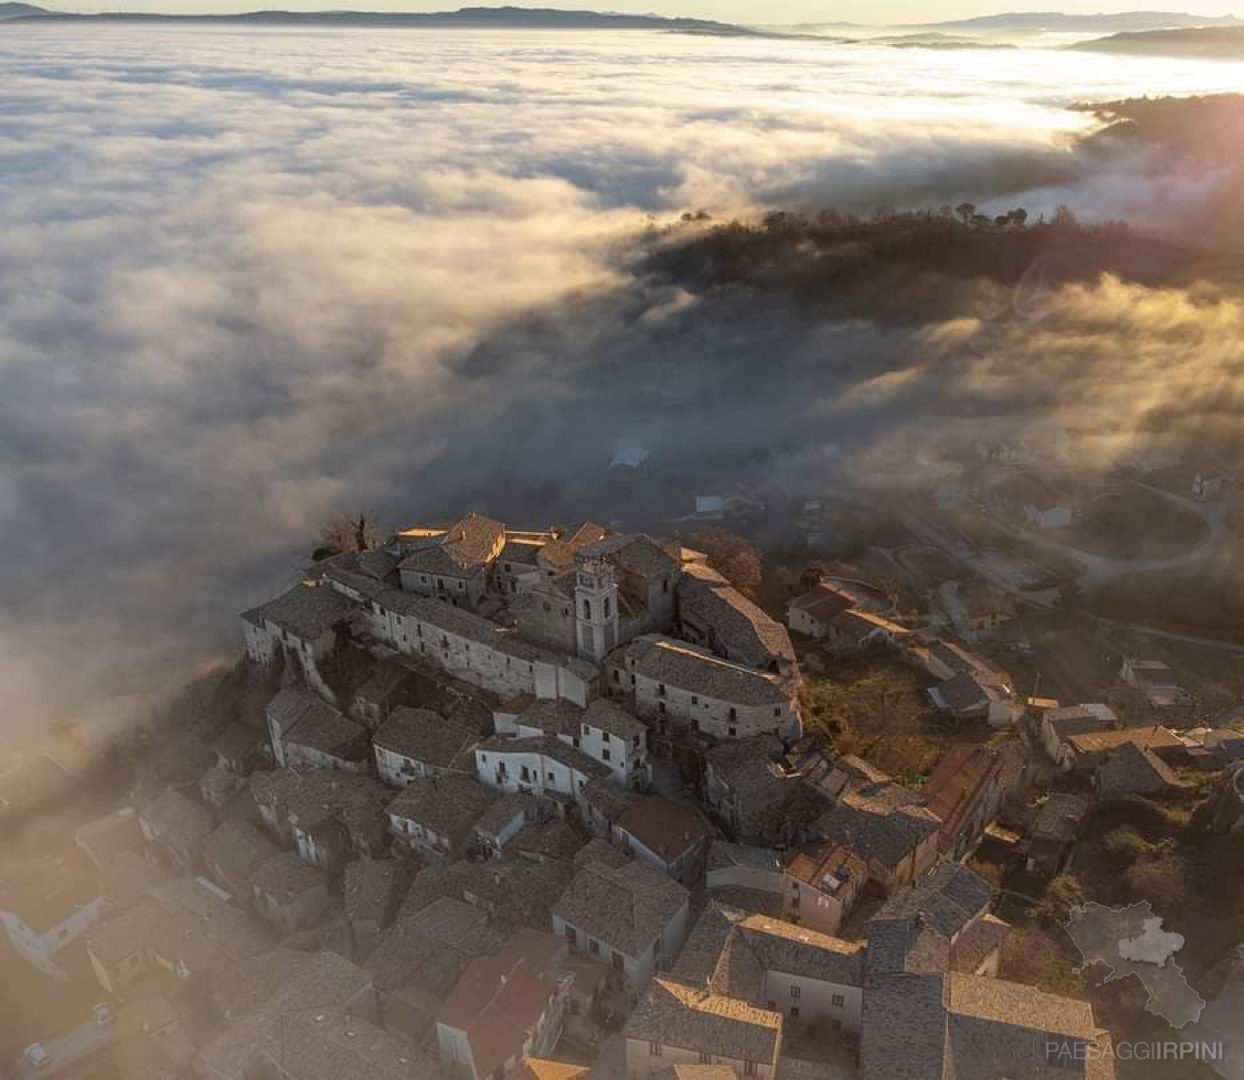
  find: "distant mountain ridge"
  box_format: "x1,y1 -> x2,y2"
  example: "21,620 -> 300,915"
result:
780,10 -> 1241,36
1070,24 -> 1244,55
0,2 -> 768,32
0,2 -> 49,17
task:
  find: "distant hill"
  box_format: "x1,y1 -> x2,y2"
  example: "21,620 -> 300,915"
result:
912,10 -> 1241,33
1070,24 -> 1244,56
0,4 -> 767,33
0,2 -> 49,17
779,10 -> 1241,38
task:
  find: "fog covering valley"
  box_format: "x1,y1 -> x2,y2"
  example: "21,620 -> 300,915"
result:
3,25 -> 1244,742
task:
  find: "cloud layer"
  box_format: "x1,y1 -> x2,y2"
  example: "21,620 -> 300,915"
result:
2,24 -> 1242,737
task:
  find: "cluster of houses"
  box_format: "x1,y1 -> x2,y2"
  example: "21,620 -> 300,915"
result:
27,510 -> 1242,1080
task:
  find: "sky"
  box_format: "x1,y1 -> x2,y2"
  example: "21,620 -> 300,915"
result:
2,25 -> 1244,746
28,1 -> 1244,25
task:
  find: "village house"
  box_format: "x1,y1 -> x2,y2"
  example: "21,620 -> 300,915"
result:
1095,741 -> 1183,802
1024,794 -> 1091,875
781,841 -> 868,936
475,734 -> 612,815
387,774 -> 498,860
1061,726 -> 1184,774
1040,703 -> 1117,767
366,896 -> 508,1046
805,755 -> 941,893
822,609 -> 910,658
676,562 -> 795,674
74,806 -> 146,875
202,818 -> 280,903
704,840 -> 786,903
493,695 -> 651,789
397,513 -> 506,610
1119,658 -> 1189,708
86,900 -> 159,995
606,635 -> 800,741
196,950 -> 394,1080
343,857 -> 410,958
552,859 -> 691,997
145,877 -> 265,983
266,686 -> 370,772
785,582 -> 858,640
139,787 -> 214,874
702,734 -> 795,843
251,851 -> 332,933
241,580 -> 354,700
580,775 -> 643,839
913,640 -> 1018,727
509,817 -> 585,865
958,581 -> 1017,638
435,928 -> 574,1080
920,744 -> 1015,859
473,793 -> 544,858
0,849 -> 113,979
251,768 -> 393,870
612,796 -> 709,888
350,660 -> 411,729
373,706 -> 479,786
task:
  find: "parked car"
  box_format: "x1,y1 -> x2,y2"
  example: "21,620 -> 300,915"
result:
93,1003 -> 115,1026
23,1043 -> 52,1070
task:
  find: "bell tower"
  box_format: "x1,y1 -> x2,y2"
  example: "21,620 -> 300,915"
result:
575,557 -> 619,661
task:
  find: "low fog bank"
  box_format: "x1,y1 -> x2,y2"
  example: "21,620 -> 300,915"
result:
2,26 -> 1243,742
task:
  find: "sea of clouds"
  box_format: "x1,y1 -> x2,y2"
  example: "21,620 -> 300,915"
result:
2,24 -> 1243,737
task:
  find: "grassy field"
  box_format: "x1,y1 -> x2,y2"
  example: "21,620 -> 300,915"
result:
1072,488 -> 1208,561
797,646 -> 1001,782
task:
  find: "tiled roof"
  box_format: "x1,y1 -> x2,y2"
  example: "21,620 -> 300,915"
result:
678,564 -> 795,668
574,838 -> 631,869
809,766 -> 940,872
141,787 -> 213,852
872,863 -> 994,941
513,818 -> 585,862
783,841 -> 866,894
376,588 -> 551,663
252,768 -> 394,851
553,860 -> 688,957
828,608 -> 910,644
86,900 -> 160,966
518,698 -> 584,737
343,857 -> 410,926
673,903 -> 864,1001
435,928 -> 568,1079
476,734 -> 611,782
1097,741 -> 1179,799
1032,794 -> 1090,842
583,697 -> 646,740
613,636 -> 794,707
388,774 -> 497,840
399,512 -> 505,577
1045,705 -> 1116,743
366,897 -> 506,994
473,792 -> 539,841
617,796 -> 708,865
580,776 -> 642,825
706,840 -> 783,875
921,745 -> 1004,844
623,977 -> 781,1064
538,522 -> 612,572
1065,726 -> 1182,757
213,723 -> 265,763
787,583 -> 857,623
578,533 -> 680,582
284,700 -> 368,760
252,851 -> 327,904
203,818 -> 279,892
373,707 -> 477,770
241,581 -> 353,639
705,735 -> 786,798
146,878 -> 265,978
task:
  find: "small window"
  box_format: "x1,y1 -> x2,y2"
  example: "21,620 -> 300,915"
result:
832,993 -> 845,1008
691,695 -> 698,706
728,727 -> 737,738
774,707 -> 781,717
744,1063 -> 758,1077
601,748 -> 611,762
458,580 -> 465,591
790,1006 -> 800,1020
649,1043 -> 663,1058
698,1053 -> 711,1065
420,575 -> 428,583
729,708 -> 738,721
659,702 -> 666,715
790,985 -> 801,999
658,683 -> 666,697
504,563 -> 512,572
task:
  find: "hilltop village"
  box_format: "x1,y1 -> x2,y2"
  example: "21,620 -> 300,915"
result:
3,509 -> 1243,1080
